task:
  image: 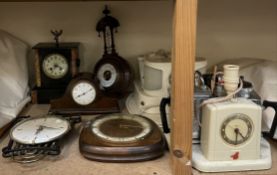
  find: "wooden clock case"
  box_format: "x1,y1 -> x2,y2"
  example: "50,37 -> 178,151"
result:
32,42 -> 80,104
93,6 -> 133,97
50,73 -> 120,115
94,53 -> 133,96
79,115 -> 166,162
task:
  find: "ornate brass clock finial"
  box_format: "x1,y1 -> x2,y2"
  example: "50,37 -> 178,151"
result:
51,30 -> 63,48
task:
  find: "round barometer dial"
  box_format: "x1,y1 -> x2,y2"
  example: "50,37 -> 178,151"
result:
221,113 -> 253,146
10,115 -> 70,145
71,80 -> 97,106
42,53 -> 68,79
97,63 -> 117,88
91,114 -> 152,143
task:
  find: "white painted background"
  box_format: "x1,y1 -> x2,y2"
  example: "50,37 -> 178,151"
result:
0,0 -> 276,74
197,0 -> 277,66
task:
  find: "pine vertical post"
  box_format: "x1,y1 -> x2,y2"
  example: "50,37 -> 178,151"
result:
171,0 -> 198,174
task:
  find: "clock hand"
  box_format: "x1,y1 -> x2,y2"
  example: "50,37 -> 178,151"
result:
237,130 -> 245,139
234,128 -> 239,145
77,88 -> 93,98
39,125 -> 64,130
32,125 -> 44,143
52,64 -> 63,72
35,125 -> 44,134
234,128 -> 245,139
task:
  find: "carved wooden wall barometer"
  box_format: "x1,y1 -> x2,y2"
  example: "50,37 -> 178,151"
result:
93,6 -> 133,96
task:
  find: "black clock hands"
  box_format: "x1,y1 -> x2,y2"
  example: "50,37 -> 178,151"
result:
237,130 -> 245,140
234,128 -> 245,145
235,129 -> 239,145
32,125 -> 44,144
54,64 -> 63,71
35,125 -> 44,135
76,88 -> 93,98
39,125 -> 64,130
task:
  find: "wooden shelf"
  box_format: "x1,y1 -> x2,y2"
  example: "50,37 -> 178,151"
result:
0,0 -> 145,1
1,1 -> 274,175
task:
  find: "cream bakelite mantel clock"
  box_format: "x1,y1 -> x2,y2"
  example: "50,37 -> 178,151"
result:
200,98 -> 261,161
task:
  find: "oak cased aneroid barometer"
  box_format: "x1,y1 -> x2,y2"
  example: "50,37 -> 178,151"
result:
201,98 -> 261,161
79,114 -> 166,162
93,6 -> 133,96
32,30 -> 80,104
50,72 -> 120,115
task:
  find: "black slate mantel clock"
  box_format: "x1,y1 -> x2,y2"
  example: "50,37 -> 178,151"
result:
32,30 -> 80,104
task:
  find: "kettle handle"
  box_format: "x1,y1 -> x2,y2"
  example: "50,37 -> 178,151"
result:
160,98 -> 171,133
263,100 -> 277,139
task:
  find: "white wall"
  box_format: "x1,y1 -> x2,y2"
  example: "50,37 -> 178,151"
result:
0,0 -> 276,72
197,0 -> 277,66
0,1 -> 173,73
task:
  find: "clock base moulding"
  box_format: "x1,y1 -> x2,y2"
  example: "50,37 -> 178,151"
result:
49,95 -> 121,115
192,137 -> 272,172
49,73 -> 121,115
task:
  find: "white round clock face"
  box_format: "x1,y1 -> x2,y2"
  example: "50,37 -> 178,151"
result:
10,116 -> 70,145
221,113 -> 253,146
71,80 -> 96,106
42,54 -> 69,79
91,114 -> 152,143
97,63 -> 117,88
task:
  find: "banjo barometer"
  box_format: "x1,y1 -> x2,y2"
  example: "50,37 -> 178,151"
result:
93,6 -> 133,96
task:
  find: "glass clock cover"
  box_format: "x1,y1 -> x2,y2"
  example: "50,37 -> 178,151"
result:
97,63 -> 117,88
42,53 -> 68,79
10,116 -> 70,145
